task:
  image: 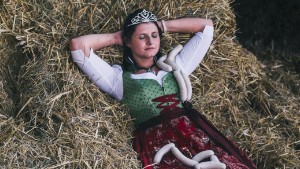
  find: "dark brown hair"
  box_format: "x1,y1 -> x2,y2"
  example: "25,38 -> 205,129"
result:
122,9 -> 163,71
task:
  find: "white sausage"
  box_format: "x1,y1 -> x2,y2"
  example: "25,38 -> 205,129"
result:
156,55 -> 172,72
156,44 -> 193,102
173,71 -> 187,101
192,150 -> 214,162
210,155 -> 220,162
165,58 -> 181,71
194,161 -> 226,169
171,147 -> 198,167
181,72 -> 192,101
167,44 -> 183,61
153,143 -> 175,164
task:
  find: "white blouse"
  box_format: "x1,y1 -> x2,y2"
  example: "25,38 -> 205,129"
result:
71,25 -> 214,101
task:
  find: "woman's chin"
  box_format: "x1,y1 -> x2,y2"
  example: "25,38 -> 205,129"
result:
146,52 -> 158,58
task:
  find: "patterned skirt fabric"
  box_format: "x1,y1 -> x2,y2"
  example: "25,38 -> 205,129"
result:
133,103 -> 256,169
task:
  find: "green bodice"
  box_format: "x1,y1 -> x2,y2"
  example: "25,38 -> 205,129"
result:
122,72 -> 182,126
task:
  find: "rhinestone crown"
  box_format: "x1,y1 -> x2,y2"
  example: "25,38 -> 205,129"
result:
126,9 -> 157,27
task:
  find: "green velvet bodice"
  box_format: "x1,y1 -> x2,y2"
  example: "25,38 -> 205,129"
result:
122,72 -> 182,126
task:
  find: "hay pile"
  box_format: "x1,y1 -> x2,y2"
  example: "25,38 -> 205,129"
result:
0,0 -> 299,168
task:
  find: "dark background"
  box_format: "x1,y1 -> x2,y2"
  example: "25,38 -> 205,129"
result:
232,0 -> 300,73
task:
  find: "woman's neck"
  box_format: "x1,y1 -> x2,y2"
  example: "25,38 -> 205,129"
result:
134,57 -> 154,68
133,58 -> 159,74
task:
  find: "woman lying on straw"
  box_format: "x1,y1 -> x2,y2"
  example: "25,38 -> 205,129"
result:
70,9 -> 256,169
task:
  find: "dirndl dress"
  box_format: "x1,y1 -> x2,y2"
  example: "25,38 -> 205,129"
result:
122,72 -> 256,169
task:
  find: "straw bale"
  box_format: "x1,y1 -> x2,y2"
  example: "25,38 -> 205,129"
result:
0,0 -> 299,168
0,37 -> 15,118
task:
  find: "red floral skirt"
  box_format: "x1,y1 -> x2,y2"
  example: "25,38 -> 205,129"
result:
133,102 -> 256,169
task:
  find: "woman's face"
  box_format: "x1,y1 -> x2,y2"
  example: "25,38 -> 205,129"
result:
125,22 -> 160,61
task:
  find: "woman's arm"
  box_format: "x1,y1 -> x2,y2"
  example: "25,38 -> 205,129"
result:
175,26 -> 214,75
70,31 -> 124,101
158,18 -> 213,34
162,18 -> 214,75
69,31 -> 123,56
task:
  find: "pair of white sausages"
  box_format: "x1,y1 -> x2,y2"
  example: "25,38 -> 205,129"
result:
153,143 -> 226,169
156,45 -> 192,102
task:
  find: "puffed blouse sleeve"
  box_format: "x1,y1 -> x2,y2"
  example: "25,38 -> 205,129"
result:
71,48 -> 123,101
175,25 -> 214,75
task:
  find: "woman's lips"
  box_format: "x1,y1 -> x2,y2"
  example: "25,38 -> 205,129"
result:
145,47 -> 155,50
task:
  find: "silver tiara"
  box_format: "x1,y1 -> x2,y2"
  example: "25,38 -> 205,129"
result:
126,9 -> 157,27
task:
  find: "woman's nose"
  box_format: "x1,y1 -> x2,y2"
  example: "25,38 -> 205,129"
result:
146,37 -> 153,45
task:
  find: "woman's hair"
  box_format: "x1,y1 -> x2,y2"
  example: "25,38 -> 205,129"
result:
122,9 -> 163,71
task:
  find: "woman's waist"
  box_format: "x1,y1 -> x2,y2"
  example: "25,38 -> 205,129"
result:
137,107 -> 187,130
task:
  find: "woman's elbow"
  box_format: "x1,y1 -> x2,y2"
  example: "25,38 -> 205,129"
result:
206,19 -> 213,27
69,38 -> 81,51
197,18 -> 213,32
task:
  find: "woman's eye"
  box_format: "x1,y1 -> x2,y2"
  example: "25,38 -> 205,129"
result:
152,33 -> 158,38
138,35 -> 145,40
